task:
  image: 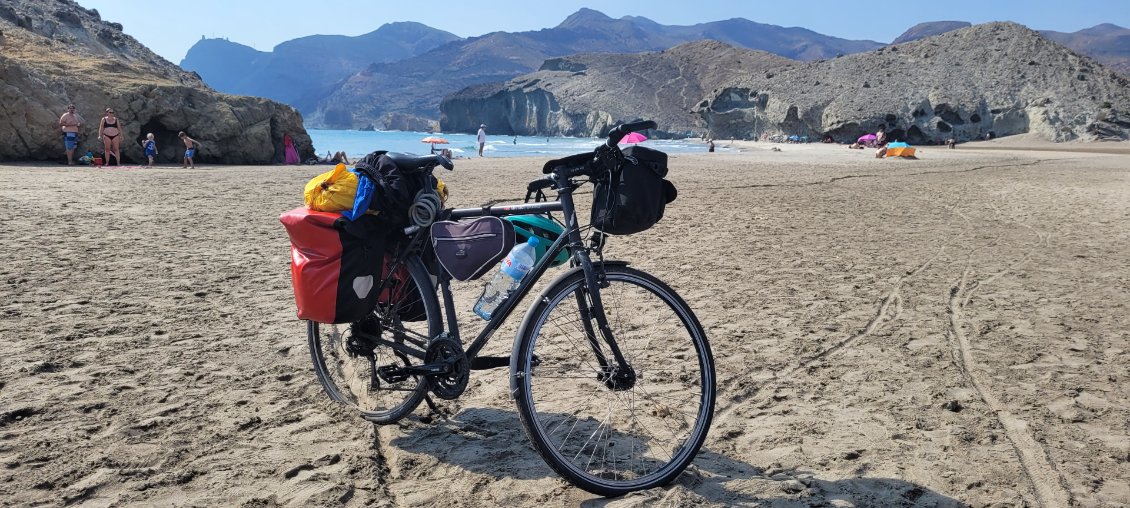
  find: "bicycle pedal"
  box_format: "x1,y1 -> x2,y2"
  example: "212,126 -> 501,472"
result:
377,364 -> 409,383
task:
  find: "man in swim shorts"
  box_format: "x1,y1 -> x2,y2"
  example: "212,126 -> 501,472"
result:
58,104 -> 84,165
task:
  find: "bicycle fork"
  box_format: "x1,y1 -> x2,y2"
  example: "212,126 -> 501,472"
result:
575,259 -> 636,391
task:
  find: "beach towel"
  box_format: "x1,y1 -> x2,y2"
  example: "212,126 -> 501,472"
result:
284,134 -> 300,165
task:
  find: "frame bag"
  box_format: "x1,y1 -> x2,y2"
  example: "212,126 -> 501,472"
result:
591,145 -> 678,235
430,216 -> 516,281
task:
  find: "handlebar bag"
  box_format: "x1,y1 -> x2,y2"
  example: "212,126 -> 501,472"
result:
430,216 -> 516,281
591,145 -> 678,235
280,207 -> 389,323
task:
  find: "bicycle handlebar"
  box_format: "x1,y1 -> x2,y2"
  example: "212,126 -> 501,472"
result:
540,120 -> 656,176
605,120 -> 657,148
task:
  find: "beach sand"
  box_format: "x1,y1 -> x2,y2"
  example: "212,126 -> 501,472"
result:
1,141 -> 1128,506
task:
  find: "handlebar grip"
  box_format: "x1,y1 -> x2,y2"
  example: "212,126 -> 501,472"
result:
606,120 -> 657,147
437,155 -> 454,171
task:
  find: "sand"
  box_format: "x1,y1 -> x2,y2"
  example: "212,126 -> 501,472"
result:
1,141 -> 1128,506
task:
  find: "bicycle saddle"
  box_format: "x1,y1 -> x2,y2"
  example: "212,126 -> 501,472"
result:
385,152 -> 454,171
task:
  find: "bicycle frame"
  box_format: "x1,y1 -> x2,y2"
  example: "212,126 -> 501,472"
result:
373,168 -> 633,379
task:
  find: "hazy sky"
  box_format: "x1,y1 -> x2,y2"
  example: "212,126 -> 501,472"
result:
77,0 -> 1129,63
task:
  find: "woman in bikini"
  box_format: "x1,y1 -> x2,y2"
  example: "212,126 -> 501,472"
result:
98,108 -> 123,166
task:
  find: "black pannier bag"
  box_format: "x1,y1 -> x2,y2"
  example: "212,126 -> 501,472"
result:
354,151 -> 439,227
591,145 -> 678,235
430,217 -> 516,281
378,252 -> 428,322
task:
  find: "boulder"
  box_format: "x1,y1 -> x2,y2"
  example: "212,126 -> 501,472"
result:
0,0 -> 313,164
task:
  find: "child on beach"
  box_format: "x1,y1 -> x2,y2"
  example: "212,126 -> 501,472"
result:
140,133 -> 158,168
178,131 -> 200,168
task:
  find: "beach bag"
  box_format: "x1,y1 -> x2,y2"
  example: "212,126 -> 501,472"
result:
280,208 -> 389,324
429,217 -> 516,281
591,145 -> 677,235
354,151 -> 440,227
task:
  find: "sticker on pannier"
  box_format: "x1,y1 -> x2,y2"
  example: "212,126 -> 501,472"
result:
280,207 -> 388,323
430,216 -> 516,281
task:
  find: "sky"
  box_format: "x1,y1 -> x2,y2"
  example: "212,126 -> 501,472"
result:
77,0 -> 1130,64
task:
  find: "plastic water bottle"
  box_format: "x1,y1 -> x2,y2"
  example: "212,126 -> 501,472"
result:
473,237 -> 539,320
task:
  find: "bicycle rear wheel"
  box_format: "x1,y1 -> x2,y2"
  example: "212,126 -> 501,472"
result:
511,264 -> 715,496
308,255 -> 441,424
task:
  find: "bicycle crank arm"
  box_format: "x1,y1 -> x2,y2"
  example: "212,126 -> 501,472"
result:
381,361 -> 452,379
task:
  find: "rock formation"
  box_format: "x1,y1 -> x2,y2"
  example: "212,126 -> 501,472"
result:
696,23 -> 1130,143
0,0 -> 312,164
440,41 -> 795,137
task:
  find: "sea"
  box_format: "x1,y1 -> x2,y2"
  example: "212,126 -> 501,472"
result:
306,129 -> 728,160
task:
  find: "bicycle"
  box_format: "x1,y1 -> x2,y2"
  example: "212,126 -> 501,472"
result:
305,120 -> 716,496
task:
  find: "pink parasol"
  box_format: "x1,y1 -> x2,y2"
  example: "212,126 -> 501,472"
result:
619,132 -> 648,144
857,133 -> 878,143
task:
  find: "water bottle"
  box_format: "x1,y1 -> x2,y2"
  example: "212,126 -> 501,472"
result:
473,237 -> 539,320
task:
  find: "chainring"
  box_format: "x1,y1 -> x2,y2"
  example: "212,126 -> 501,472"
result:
424,336 -> 469,400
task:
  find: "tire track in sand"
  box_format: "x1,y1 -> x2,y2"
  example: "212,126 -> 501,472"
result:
945,216 -> 1069,508
717,231 -> 954,421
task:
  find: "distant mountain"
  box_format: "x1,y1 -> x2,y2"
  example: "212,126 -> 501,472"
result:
1041,24 -> 1130,76
443,23 -> 1130,143
179,22 -> 461,111
892,21 -> 972,44
305,8 -> 884,129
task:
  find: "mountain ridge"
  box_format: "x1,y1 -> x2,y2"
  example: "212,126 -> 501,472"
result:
441,23 -> 1130,143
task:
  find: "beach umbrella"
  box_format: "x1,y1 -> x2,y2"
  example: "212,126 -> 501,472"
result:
421,136 -> 449,153
619,132 -> 647,144
857,133 -> 877,143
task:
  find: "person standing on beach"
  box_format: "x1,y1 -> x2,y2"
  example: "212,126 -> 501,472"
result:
477,124 -> 487,157
98,108 -> 123,166
178,131 -> 200,168
58,104 -> 84,165
140,133 -> 158,168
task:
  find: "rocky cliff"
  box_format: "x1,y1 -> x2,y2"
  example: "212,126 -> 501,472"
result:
696,23 -> 1130,143
439,41 -> 795,137
0,0 -> 312,164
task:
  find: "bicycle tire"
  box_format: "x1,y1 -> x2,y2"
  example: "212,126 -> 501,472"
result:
510,264 -> 715,496
307,255 -> 441,424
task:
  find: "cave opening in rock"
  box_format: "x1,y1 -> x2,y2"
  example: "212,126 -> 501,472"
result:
138,120 -> 183,164
906,125 -> 930,145
936,120 -> 952,133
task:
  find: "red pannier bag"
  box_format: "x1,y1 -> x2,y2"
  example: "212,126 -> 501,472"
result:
280,207 -> 388,324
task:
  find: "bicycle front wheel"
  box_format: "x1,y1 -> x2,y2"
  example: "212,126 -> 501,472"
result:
511,264 -> 715,496
308,255 -> 441,424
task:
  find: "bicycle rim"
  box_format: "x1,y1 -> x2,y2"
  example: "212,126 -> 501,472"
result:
513,265 -> 715,495
308,256 -> 441,424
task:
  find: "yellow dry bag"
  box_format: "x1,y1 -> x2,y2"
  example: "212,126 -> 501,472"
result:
303,164 -> 358,212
